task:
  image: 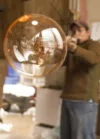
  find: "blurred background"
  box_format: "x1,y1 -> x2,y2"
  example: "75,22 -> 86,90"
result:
0,0 -> 100,139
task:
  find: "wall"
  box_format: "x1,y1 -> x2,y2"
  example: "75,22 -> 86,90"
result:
23,0 -> 73,34
87,0 -> 100,24
0,0 -> 24,58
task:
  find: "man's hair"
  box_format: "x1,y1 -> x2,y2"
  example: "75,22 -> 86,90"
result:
69,21 -> 89,35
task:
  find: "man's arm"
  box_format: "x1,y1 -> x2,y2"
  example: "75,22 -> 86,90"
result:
74,41 -> 100,65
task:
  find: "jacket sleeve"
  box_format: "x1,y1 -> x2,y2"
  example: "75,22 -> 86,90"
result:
62,53 -> 69,66
74,41 -> 100,65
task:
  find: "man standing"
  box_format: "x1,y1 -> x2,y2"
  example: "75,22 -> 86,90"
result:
60,21 -> 100,139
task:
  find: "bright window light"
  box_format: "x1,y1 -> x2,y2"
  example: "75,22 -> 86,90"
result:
32,20 -> 38,25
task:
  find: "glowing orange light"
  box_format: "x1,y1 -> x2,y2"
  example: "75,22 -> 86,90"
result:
19,15 -> 32,22
8,49 -> 10,52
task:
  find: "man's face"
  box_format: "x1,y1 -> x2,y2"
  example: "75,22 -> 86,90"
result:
72,27 -> 90,43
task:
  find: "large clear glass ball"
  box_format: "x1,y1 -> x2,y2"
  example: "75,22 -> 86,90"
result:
4,14 -> 67,77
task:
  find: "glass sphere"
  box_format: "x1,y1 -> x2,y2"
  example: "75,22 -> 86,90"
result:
4,14 -> 67,77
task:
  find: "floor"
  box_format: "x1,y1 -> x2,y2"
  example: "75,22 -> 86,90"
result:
0,112 -> 99,139
0,108 -> 56,139
0,113 -> 35,139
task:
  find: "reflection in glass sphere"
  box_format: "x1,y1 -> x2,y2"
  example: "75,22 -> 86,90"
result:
4,14 -> 67,77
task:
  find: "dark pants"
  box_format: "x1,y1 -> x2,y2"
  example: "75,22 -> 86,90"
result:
60,100 -> 98,139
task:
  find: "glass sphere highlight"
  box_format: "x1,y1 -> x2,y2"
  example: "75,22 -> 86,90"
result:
4,14 -> 67,77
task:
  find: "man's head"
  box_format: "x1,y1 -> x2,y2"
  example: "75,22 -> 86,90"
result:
69,21 -> 90,43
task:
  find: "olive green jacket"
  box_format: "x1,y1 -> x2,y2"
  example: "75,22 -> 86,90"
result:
61,39 -> 100,102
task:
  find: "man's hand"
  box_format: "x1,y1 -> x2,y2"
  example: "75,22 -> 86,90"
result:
65,36 -> 77,53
